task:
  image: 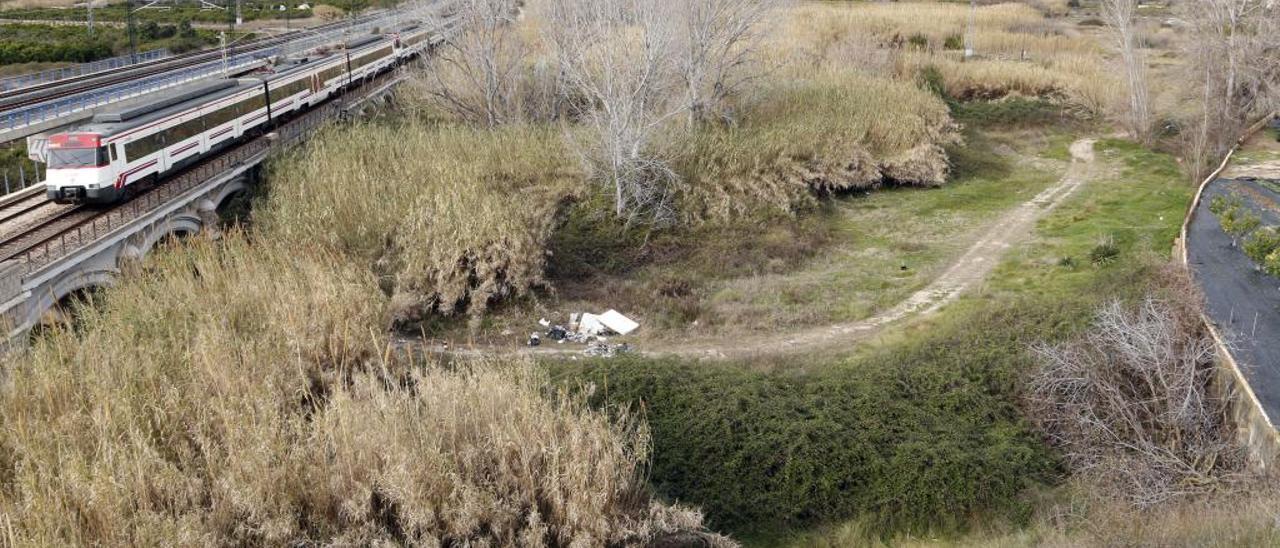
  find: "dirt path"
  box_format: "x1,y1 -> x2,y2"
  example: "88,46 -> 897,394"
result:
432,138 -> 1098,360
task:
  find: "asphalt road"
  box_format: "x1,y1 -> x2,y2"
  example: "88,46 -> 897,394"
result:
1188,178 -> 1280,420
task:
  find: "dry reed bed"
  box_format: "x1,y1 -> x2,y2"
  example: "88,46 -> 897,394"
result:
262,123 -> 581,327
0,237 -> 723,545
677,72 -> 959,224
774,2 -> 1115,111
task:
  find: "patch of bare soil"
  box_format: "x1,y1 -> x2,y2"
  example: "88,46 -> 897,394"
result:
431,138 -> 1099,360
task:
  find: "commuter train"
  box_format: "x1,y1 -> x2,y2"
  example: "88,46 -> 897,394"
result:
43,24 -> 435,204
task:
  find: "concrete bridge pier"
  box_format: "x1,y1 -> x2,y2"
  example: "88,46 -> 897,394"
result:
0,165 -> 260,343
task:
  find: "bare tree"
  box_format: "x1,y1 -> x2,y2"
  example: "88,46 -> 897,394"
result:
671,0 -> 778,126
540,0 -> 684,225
1100,0 -> 1151,143
1177,0 -> 1280,180
1027,286 -> 1247,508
420,0 -> 526,126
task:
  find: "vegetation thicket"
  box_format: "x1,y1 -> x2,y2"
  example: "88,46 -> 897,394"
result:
2,0 -> 1270,546
0,235 -> 727,545
776,2 -> 1114,112
675,72 -> 958,224
0,22 -> 219,65
263,124 -> 580,327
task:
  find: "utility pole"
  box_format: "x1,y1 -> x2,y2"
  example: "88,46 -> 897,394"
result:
220,31 -> 228,76
126,0 -> 139,63
963,0 -> 976,60
87,0 -> 95,35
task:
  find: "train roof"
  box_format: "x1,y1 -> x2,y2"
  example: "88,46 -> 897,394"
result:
78,79 -> 260,138
59,42 -> 381,140
345,35 -> 383,50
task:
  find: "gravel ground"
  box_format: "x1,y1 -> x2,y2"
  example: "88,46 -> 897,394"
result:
1188,178 -> 1280,420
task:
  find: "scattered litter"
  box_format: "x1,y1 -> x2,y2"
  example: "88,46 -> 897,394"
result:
578,312 -> 607,336
598,309 -> 639,335
563,331 -> 594,344
521,310 -> 640,357
548,325 -> 568,341
584,340 -> 630,358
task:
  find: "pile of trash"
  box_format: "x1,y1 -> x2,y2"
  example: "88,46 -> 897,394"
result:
527,309 -> 638,357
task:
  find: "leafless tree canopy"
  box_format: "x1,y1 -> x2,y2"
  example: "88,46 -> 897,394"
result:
538,0 -> 684,225
420,0 -> 526,126
1100,0 -> 1151,143
413,0 -> 784,224
1177,0 -> 1280,180
1027,288 -> 1247,507
672,0 -> 779,125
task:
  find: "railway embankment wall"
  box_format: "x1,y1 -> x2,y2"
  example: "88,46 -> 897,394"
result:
1177,113 -> 1280,474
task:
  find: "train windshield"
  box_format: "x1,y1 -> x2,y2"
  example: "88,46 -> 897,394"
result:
48,147 -> 108,169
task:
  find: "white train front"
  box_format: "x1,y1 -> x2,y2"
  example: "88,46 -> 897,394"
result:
42,25 -> 432,205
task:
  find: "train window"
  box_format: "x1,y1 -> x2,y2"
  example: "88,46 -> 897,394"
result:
167,117 -> 205,143
270,80 -> 308,102
208,101 -> 241,127
48,146 -> 108,169
110,144 -> 118,162
242,94 -> 266,112
124,132 -> 164,160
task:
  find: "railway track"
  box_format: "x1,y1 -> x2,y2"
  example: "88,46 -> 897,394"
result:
0,13 -> 381,113
0,17 -> 450,276
0,206 -> 97,263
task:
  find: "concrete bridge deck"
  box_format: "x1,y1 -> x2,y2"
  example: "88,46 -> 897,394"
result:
0,66 -> 410,341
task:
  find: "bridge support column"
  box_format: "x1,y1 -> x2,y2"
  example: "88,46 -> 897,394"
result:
0,260 -> 27,337
197,199 -> 220,240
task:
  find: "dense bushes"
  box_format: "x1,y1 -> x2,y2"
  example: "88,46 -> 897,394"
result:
0,37 -> 111,64
549,296 -> 1103,537
0,22 -> 212,64
675,73 -> 959,224
262,122 -> 582,328
0,218 -> 726,546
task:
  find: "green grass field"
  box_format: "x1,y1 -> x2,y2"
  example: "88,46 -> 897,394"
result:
544,130 -> 1199,545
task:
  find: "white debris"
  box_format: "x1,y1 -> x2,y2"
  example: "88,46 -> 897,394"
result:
578,313 -> 607,336
538,318 -> 551,328
598,309 -> 639,335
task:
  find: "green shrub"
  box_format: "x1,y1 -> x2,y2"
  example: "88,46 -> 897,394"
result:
550,298 -> 1070,538
919,64 -> 948,99
1090,236 -> 1120,266
1213,195 -> 1261,246
951,97 -> 1065,128
943,33 -> 964,50
1244,227 -> 1280,266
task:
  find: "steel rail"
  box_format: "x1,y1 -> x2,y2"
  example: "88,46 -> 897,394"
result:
0,16 -> 369,109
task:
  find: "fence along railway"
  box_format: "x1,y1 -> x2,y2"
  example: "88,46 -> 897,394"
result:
0,9 -> 454,341
0,10 -> 401,143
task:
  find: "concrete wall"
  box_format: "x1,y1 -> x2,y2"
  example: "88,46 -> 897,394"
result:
1178,113 -> 1280,473
1209,323 -> 1280,473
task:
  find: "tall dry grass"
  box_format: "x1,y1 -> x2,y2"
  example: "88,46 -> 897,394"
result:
676,72 -> 959,223
771,2 -> 1114,113
262,122 -> 582,327
0,236 -> 727,545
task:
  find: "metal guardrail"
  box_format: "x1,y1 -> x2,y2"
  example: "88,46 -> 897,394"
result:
0,49 -> 170,93
1,48 -> 276,134
0,8 -> 424,135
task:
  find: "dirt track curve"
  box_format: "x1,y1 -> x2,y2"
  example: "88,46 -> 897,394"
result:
432,138 -> 1098,360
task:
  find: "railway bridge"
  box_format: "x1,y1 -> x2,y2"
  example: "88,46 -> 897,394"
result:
0,56 -> 415,342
